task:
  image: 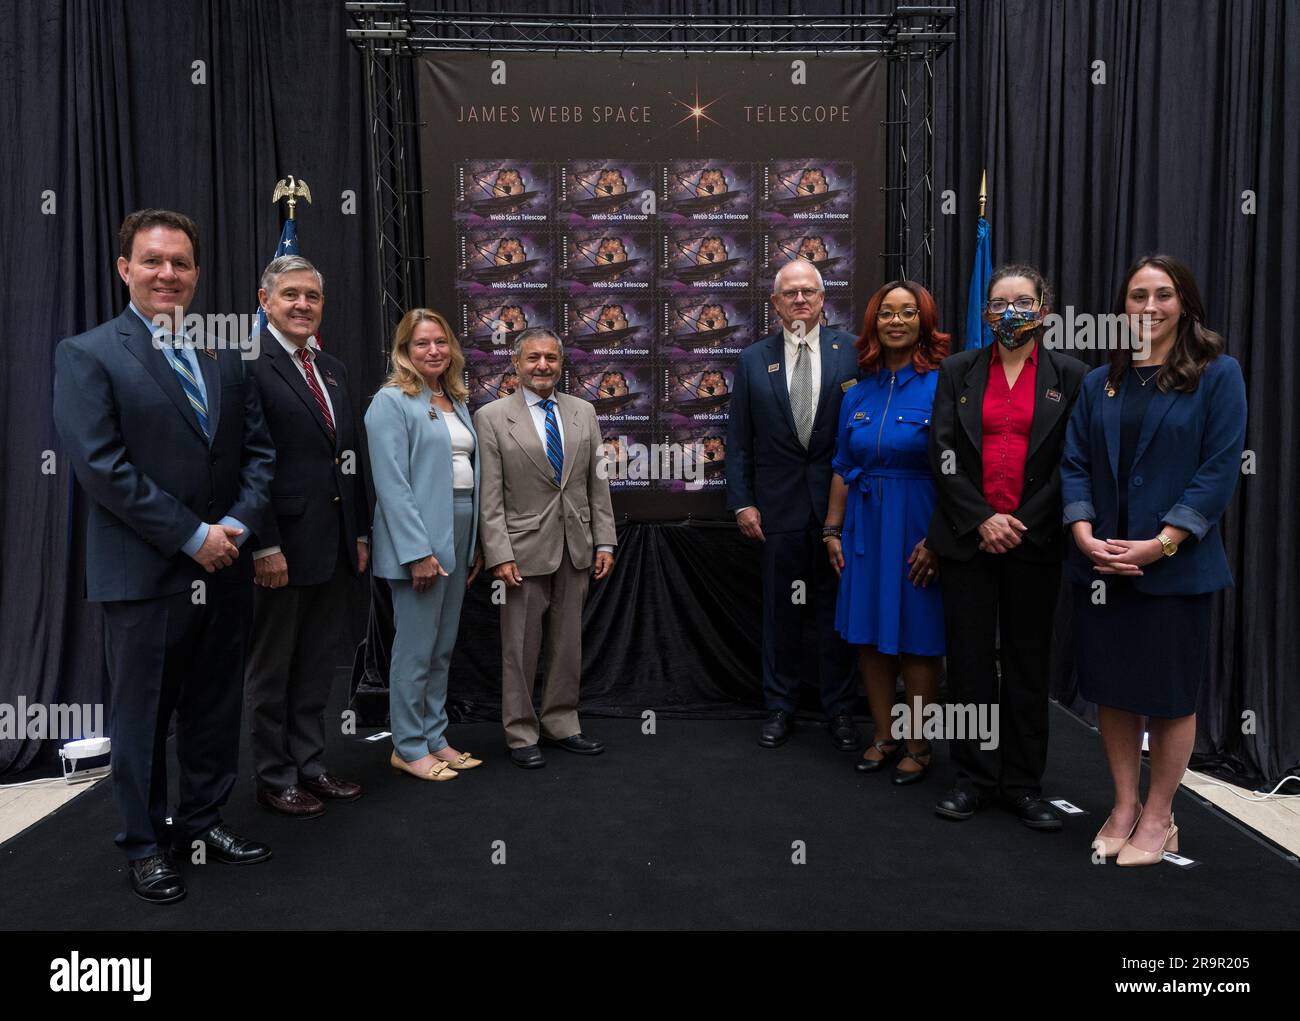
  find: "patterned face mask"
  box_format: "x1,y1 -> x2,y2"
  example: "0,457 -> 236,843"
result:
985,306 -> 1043,349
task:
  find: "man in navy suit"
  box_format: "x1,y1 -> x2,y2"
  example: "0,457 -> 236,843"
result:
53,209 -> 276,903
244,255 -> 369,817
726,259 -> 860,750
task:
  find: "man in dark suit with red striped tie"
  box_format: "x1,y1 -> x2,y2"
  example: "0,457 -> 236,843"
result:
244,256 -> 369,817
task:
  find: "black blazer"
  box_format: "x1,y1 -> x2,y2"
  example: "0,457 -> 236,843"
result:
926,343 -> 1087,562
53,309 -> 275,601
247,330 -> 370,586
726,327 -> 861,533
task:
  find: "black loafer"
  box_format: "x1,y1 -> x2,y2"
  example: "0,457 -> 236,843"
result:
177,824 -> 272,865
545,733 -> 605,755
510,744 -> 546,769
1005,794 -> 1063,831
934,787 -> 990,821
128,854 -> 185,904
828,713 -> 861,752
758,710 -> 794,748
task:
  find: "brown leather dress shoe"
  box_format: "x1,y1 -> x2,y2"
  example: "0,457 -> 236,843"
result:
257,784 -> 325,818
301,772 -> 363,801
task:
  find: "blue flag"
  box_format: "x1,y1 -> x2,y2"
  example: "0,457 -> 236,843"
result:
965,215 -> 993,349
255,217 -> 305,335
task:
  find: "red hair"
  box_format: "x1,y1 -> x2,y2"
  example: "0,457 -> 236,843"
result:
856,280 -> 950,375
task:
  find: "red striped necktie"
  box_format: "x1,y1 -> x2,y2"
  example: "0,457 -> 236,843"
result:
296,347 -> 336,442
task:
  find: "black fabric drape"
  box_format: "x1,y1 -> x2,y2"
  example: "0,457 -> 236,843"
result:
0,0 -> 379,775
6,0 -> 1298,789
354,519 -> 844,722
934,0 -> 1300,784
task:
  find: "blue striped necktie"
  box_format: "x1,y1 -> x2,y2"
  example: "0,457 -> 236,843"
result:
170,340 -> 210,439
541,398 -> 563,485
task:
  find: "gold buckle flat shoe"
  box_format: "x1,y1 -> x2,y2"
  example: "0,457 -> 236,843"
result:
390,751 -> 459,782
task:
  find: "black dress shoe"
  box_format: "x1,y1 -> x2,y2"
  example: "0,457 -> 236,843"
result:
1005,794 -> 1063,831
934,786 -> 990,821
128,855 -> 185,904
757,710 -> 794,748
301,772 -> 363,801
828,713 -> 861,752
510,744 -> 546,769
257,784 -> 325,818
179,824 -> 273,865
545,733 -> 605,755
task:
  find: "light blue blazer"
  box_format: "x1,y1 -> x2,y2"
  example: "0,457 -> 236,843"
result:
365,383 -> 480,579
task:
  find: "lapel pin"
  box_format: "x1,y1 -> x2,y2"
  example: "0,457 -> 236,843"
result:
841,379 -> 856,392
324,371 -> 339,387
832,343 -> 839,349
960,395 -> 967,404
767,363 -> 780,373
1046,388 -> 1062,403
1105,384 -> 1116,398
853,411 -> 866,420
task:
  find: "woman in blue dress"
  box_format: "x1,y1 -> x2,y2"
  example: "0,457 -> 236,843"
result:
823,281 -> 948,783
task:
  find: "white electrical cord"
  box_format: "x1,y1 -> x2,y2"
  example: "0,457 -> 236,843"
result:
1187,772 -> 1300,801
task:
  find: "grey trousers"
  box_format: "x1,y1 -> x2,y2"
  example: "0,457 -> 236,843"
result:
388,492 -> 473,761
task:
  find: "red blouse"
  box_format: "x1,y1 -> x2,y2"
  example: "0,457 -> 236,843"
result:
981,342 -> 1038,513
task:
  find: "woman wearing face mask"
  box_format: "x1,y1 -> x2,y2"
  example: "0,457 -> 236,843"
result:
1061,255 -> 1246,866
823,281 -> 948,784
926,265 -> 1088,828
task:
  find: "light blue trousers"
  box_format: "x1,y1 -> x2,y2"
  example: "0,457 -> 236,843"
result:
388,491 -> 473,761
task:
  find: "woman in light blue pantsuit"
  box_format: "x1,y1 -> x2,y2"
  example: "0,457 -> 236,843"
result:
366,309 -> 483,782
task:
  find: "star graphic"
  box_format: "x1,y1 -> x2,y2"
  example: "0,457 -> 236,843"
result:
670,84 -> 721,143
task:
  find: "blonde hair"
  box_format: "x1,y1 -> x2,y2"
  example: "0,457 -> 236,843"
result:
384,308 -> 468,401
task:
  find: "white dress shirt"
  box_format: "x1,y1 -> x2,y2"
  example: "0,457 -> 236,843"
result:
783,322 -> 821,424
524,386 -> 565,450
270,324 -> 335,423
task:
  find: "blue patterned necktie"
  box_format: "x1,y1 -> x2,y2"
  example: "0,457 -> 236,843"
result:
541,398 -> 563,485
169,340 -> 210,440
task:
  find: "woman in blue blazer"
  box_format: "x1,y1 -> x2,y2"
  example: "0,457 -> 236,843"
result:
1061,255 -> 1247,866
366,309 -> 484,782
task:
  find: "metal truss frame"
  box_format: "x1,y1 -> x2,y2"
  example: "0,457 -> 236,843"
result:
347,2 -> 954,344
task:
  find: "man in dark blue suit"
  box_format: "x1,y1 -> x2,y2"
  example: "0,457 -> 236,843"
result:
53,209 -> 276,903
244,255 -> 369,817
726,259 -> 860,750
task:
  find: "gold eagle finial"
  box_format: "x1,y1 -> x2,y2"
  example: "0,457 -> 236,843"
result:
271,175 -> 313,219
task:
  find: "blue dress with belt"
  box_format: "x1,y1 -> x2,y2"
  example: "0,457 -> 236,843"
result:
832,363 -> 944,655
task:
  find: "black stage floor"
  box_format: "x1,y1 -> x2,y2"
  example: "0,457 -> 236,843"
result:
2,703 -> 1297,930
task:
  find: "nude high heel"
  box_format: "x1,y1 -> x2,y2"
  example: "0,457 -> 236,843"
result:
1092,806 -> 1142,859
1116,814 -> 1178,867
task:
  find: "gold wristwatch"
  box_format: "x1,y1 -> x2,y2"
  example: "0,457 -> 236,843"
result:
1156,532 -> 1179,557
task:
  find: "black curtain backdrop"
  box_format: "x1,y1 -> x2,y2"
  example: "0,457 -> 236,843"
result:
932,0 -> 1300,786
4,1 -> 1297,788
0,0 -> 378,775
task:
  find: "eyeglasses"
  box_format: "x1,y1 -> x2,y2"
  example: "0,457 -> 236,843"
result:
986,297 -> 1039,314
877,307 -> 919,323
778,288 -> 822,300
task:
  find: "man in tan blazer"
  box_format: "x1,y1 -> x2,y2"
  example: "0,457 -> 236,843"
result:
475,328 -> 617,768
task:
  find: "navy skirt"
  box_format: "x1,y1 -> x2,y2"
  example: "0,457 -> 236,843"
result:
1072,581 -> 1212,718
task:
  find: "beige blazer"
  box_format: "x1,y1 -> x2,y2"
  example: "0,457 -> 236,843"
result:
474,389 -> 617,576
